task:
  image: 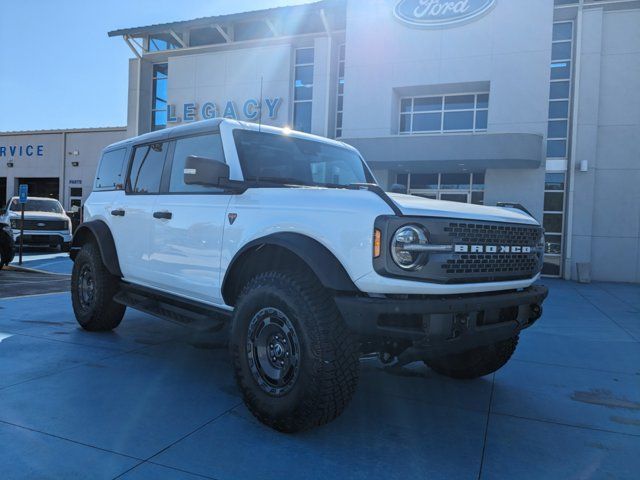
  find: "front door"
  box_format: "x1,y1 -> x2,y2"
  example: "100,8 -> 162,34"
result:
149,132 -> 231,305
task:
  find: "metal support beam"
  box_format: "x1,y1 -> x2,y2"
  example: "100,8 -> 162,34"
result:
169,29 -> 187,48
123,35 -> 142,59
320,9 -> 331,36
265,18 -> 278,36
214,24 -> 232,43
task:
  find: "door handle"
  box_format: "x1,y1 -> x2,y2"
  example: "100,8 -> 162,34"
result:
153,211 -> 172,220
110,209 -> 125,217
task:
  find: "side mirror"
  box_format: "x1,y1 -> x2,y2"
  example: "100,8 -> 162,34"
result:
184,155 -> 230,186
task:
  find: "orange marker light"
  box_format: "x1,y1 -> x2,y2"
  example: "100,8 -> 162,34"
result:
373,229 -> 381,258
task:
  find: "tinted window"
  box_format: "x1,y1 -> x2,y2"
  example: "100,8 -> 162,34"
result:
127,142 -> 167,194
170,134 -> 226,193
95,148 -> 127,190
234,130 -> 372,187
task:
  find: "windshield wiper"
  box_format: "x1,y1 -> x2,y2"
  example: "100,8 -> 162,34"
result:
250,177 -> 316,187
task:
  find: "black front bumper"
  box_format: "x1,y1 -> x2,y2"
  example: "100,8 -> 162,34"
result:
335,285 -> 548,357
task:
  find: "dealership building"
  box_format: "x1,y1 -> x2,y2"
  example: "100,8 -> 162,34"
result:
1,0 -> 639,282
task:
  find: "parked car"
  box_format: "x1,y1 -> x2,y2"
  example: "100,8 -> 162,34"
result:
0,220 -> 15,269
70,118 -> 547,432
1,197 -> 73,252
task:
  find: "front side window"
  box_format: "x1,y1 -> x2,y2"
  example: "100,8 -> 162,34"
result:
127,142 -> 168,194
234,130 -> 372,188
169,133 -> 226,193
399,93 -> 489,135
95,148 -> 127,190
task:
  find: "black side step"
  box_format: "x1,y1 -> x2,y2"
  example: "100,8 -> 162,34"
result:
114,282 -> 232,330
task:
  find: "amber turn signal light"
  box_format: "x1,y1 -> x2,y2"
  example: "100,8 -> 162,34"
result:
373,228 -> 381,258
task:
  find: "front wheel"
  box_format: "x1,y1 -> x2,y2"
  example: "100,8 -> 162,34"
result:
425,336 -> 519,379
71,241 -> 125,331
230,270 -> 360,432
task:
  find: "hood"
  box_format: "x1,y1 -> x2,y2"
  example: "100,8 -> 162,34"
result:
387,193 -> 539,225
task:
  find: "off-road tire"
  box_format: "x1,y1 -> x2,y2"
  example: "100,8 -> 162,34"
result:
230,270 -> 360,433
71,241 -> 125,331
425,336 -> 519,379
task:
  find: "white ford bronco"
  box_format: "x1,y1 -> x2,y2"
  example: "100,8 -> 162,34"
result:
70,118 -> 547,432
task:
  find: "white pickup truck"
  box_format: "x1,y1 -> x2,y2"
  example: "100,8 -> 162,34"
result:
70,118 -> 547,432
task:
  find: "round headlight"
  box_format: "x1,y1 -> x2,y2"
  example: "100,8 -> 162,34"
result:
391,225 -> 428,270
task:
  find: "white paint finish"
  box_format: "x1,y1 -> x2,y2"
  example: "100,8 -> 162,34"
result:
387,193 -> 539,225
149,194 -> 232,303
85,190 -> 156,284
356,271 -> 540,295
84,120 -> 541,307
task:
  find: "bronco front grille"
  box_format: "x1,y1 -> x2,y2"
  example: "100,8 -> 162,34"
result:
444,222 -> 541,246
442,253 -> 540,276
374,216 -> 544,285
440,221 -> 543,283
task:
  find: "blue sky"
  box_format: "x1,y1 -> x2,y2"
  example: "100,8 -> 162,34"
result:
0,0 -> 313,132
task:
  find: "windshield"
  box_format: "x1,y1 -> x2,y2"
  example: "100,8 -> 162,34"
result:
9,198 -> 63,214
233,130 -> 374,187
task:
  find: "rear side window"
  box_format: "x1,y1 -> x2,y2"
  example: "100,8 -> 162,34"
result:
95,148 -> 127,190
169,133 -> 226,193
127,142 -> 168,194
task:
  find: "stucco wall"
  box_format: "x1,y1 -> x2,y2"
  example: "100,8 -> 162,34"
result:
570,8 -> 640,282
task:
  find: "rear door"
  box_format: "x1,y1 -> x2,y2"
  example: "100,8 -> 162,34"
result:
116,140 -> 169,285
148,131 -> 231,304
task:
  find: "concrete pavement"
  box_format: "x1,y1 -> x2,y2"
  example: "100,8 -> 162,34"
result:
0,278 -> 638,479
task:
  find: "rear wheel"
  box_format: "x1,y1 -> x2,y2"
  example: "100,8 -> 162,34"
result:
425,336 -> 519,379
230,270 -> 360,432
71,241 -> 125,331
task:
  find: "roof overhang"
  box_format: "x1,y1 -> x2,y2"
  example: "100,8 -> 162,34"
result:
342,133 -> 544,173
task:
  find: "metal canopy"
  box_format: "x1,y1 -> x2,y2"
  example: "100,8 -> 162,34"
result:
342,133 -> 544,173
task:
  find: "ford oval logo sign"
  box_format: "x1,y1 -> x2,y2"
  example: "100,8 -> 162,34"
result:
394,0 -> 496,28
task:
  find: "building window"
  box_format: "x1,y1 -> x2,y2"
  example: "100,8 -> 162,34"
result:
293,47 -> 314,133
397,172 -> 485,204
399,93 -> 489,135
542,173 -> 565,276
542,20 -> 574,277
335,44 -> 345,138
151,63 -> 168,131
148,34 -> 182,52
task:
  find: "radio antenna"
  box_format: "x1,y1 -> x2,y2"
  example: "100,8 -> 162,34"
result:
258,76 -> 264,132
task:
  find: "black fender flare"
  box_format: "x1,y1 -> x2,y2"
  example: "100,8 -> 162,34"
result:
222,232 -> 359,304
70,220 -> 122,277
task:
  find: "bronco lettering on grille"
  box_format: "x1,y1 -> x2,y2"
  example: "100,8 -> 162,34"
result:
454,245 -> 532,253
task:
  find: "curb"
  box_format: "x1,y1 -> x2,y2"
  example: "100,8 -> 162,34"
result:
5,264 -> 71,276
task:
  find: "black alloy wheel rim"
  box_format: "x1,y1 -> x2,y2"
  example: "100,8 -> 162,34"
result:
246,307 -> 301,396
78,263 -> 96,310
